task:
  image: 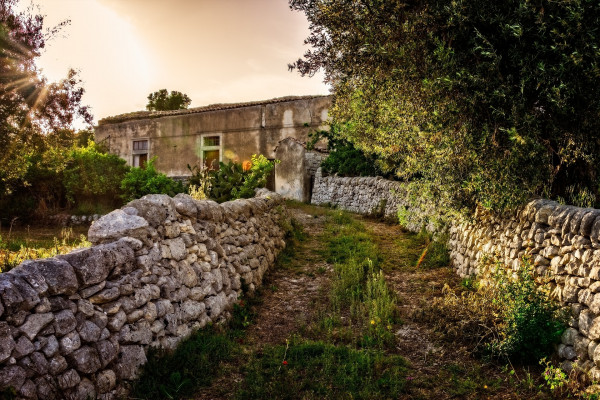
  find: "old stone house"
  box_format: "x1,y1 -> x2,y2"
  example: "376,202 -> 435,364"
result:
94,95 -> 331,201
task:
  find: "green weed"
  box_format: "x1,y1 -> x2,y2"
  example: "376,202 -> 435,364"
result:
237,339 -> 408,400
131,326 -> 235,400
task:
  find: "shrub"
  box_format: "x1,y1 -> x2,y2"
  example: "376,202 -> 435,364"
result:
484,262 -> 567,363
208,155 -> 277,203
309,127 -> 386,178
186,164 -> 211,200
120,158 -> 185,202
63,142 -> 129,208
425,258 -> 566,364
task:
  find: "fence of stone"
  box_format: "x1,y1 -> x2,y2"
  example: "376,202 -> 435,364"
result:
311,169 -> 600,377
0,189 -> 289,399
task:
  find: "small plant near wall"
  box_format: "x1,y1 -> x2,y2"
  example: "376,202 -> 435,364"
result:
120,157 -> 185,202
186,164 -> 211,200
208,155 -> 278,203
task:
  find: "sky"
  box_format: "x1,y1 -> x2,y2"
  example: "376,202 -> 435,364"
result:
28,0 -> 330,126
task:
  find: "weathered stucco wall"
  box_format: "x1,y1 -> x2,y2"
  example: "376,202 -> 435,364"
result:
0,190 -> 289,399
95,96 -> 331,178
311,170 -> 600,376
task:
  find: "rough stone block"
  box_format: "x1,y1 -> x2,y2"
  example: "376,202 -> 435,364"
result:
88,209 -> 149,244
115,345 -> 147,380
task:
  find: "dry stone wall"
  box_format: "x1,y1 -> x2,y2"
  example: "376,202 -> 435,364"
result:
0,189 -> 289,399
311,170 -> 600,376
311,168 -> 408,221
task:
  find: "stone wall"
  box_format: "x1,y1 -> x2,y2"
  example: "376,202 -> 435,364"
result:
311,168 -> 412,224
449,199 -> 600,376
0,190 -> 289,399
311,170 -> 600,376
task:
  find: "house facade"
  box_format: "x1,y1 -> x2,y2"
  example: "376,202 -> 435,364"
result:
95,95 -> 331,200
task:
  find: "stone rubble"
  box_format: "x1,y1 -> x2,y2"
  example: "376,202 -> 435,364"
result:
0,189 -> 288,399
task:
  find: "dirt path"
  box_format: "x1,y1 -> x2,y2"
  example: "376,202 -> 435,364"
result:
193,204 -> 554,400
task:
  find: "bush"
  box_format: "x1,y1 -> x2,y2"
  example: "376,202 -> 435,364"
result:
291,0 -> 600,215
309,127 -> 386,178
120,158 -> 185,202
208,155 -> 277,203
425,258 -> 566,364
63,142 -> 129,208
484,262 -> 567,363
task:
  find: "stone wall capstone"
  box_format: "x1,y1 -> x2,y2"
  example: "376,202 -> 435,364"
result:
0,189 -> 289,399
311,169 -> 600,376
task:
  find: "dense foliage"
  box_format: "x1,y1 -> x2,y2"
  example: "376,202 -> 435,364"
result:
0,130 -> 94,221
310,127 -> 387,178
290,0 -> 600,215
120,158 -> 185,202
208,155 -> 277,203
427,259 -> 566,364
146,89 -> 191,111
63,142 -> 128,207
0,0 -> 92,193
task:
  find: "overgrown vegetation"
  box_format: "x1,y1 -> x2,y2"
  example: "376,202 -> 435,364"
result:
308,127 -> 387,178
423,257 -> 567,364
131,326 -> 234,400
63,142 -> 128,210
208,155 -> 277,203
238,339 -> 408,399
0,226 -> 90,272
236,209 -> 407,398
291,0 -> 600,217
120,157 -> 185,202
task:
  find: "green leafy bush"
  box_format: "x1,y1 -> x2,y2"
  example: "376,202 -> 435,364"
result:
291,0 -> 600,215
484,262 -> 567,363
120,158 -> 185,202
426,258 -> 566,364
63,142 -> 128,208
310,127 -> 386,178
208,155 -> 277,203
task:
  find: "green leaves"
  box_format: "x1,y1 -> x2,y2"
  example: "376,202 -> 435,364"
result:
146,89 -> 191,111
291,0 -> 600,216
120,158 -> 185,202
208,155 -> 277,203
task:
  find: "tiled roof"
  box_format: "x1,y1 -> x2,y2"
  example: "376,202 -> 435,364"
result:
97,94 -> 331,126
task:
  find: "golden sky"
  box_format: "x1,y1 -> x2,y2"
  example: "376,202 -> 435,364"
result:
31,0 -> 329,125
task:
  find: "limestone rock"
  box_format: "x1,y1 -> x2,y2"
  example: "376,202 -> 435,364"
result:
115,345 -> 147,380
68,346 -> 102,374
88,209 -> 149,244
19,313 -> 54,341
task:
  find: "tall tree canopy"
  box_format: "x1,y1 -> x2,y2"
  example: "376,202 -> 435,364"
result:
0,0 -> 92,192
290,0 -> 600,218
146,89 -> 191,111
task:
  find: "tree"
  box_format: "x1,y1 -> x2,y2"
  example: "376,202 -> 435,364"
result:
146,89 -> 191,111
290,0 -> 600,219
0,0 -> 92,193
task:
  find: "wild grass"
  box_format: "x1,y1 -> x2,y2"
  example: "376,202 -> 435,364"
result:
237,339 -> 408,400
0,226 -> 91,272
420,257 -> 567,364
130,326 -> 235,400
314,210 -> 398,349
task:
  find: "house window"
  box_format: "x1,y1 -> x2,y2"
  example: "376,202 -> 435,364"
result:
132,139 -> 149,168
201,134 -> 222,170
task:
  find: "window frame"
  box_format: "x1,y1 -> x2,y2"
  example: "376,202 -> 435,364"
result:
199,133 -> 223,168
131,138 -> 150,167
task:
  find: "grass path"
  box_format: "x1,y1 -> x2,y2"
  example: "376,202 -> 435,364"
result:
139,202 -> 559,400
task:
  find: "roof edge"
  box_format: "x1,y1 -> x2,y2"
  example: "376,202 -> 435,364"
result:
97,94 -> 331,126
